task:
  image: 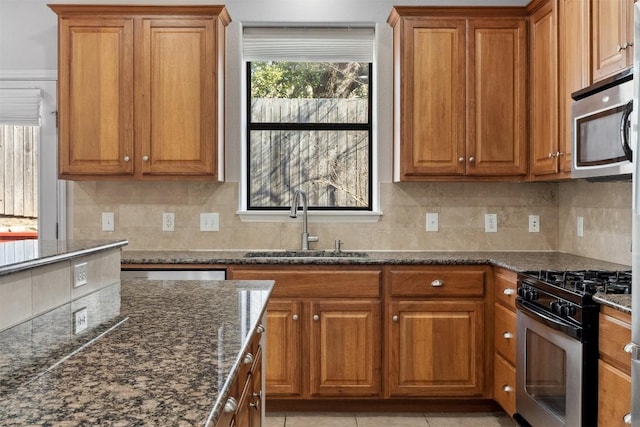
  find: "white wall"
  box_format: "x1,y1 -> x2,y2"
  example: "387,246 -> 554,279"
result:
0,0 -> 530,183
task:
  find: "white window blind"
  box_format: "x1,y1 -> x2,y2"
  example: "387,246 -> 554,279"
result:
243,26 -> 374,62
0,88 -> 42,126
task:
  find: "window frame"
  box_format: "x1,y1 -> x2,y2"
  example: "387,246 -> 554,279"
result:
245,61 -> 374,212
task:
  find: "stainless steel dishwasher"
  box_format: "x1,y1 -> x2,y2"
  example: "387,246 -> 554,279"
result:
120,270 -> 226,281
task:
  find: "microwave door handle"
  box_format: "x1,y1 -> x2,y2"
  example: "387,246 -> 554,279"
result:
620,100 -> 633,161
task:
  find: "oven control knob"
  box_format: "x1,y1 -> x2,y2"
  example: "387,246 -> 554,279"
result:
517,287 -> 526,298
561,304 -> 576,317
550,300 -> 561,314
524,289 -> 539,301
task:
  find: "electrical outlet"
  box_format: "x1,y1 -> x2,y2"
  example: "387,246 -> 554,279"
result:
426,213 -> 439,232
200,213 -> 219,232
73,262 -> 88,288
485,213 -> 498,233
577,216 -> 584,237
102,212 -> 115,232
73,307 -> 88,334
528,215 -> 540,233
162,213 -> 175,232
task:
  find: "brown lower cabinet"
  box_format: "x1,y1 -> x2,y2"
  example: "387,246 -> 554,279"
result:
492,267 -> 517,416
228,266 -> 382,399
598,306 -> 632,426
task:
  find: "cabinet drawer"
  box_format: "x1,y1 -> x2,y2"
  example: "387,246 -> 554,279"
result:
239,326 -> 263,386
230,268 -> 381,298
494,303 -> 516,365
388,267 -> 486,297
599,308 -> 631,375
598,359 -> 631,427
494,267 -> 517,310
493,353 -> 516,416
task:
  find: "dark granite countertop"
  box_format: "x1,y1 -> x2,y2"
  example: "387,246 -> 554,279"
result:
122,249 -> 631,271
0,239 -> 128,276
122,250 -> 632,313
594,292 -> 632,314
0,278 -> 273,426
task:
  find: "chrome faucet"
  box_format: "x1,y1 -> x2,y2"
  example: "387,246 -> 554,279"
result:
289,189 -> 318,250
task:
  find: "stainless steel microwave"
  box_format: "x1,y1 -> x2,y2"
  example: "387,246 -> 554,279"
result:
571,68 -> 634,179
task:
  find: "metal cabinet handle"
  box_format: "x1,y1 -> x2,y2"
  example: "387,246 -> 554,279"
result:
624,413 -> 632,424
618,44 -> 624,52
224,396 -> 238,413
556,151 -> 564,157
392,315 -> 399,322
256,324 -> 265,334
123,155 -> 130,162
503,332 -> 513,339
458,157 -> 465,163
502,385 -> 513,392
142,155 -> 149,162
313,314 -> 319,321
431,279 -> 444,287
548,152 -> 556,158
292,314 -> 299,321
468,157 -> 475,163
503,288 -> 515,296
243,352 -> 254,365
249,391 -> 261,410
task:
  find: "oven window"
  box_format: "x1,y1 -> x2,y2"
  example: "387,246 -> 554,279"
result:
576,104 -> 628,166
525,329 -> 567,422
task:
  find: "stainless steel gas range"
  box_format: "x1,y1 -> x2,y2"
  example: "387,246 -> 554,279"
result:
513,270 -> 631,427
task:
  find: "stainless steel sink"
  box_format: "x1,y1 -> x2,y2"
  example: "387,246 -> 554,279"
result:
244,250 -> 369,258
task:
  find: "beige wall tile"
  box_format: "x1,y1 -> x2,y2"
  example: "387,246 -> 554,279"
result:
32,261 -> 71,315
0,271 -> 32,331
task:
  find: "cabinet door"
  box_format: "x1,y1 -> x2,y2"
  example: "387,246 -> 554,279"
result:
387,300 -> 484,397
558,0 -> 590,175
467,18 -> 527,176
592,0 -> 634,82
309,300 -> 381,396
264,300 -> 302,396
598,360 -> 631,427
530,0 -> 559,176
399,18 -> 466,178
138,18 -> 216,176
57,17 -> 135,177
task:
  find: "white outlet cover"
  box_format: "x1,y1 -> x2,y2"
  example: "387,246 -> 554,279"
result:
73,262 -> 88,288
200,213 -> 219,232
577,216 -> 584,237
163,213 -> 175,232
74,307 -> 88,334
528,215 -> 540,233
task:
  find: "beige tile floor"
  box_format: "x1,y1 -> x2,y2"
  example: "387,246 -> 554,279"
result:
265,412 -> 518,427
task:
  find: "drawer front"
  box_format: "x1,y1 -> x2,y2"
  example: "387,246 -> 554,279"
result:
599,311 -> 632,375
494,303 -> 517,365
598,360 -> 631,427
229,268 -> 381,298
238,327 -> 263,385
494,267 -> 517,310
388,267 -> 486,297
494,353 -> 516,416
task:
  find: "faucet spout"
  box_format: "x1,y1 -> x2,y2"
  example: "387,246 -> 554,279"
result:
289,189 -> 318,250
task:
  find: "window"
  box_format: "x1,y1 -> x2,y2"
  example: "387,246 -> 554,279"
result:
244,27 -> 374,212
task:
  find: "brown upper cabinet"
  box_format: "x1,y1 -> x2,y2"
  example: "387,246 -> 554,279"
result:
387,8 -> 528,182
49,5 -> 230,180
592,0 -> 635,82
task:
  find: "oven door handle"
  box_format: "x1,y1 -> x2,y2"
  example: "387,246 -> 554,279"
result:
516,298 -> 582,341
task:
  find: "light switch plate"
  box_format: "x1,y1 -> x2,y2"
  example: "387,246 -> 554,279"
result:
426,213 -> 438,232
484,213 -> 497,233
200,213 -> 219,232
102,212 -> 115,232
577,216 -> 584,237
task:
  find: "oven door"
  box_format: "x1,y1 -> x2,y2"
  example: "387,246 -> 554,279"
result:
516,300 -> 584,427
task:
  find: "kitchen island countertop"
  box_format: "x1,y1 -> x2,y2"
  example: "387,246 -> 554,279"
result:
0,278 -> 273,426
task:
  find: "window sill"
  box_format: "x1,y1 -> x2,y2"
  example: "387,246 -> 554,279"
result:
237,210 -> 382,223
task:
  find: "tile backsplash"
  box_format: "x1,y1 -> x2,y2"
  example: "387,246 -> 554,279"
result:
71,179 -> 632,265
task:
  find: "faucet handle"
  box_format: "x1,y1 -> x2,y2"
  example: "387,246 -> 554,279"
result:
308,235 -> 319,243
334,239 -> 343,253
